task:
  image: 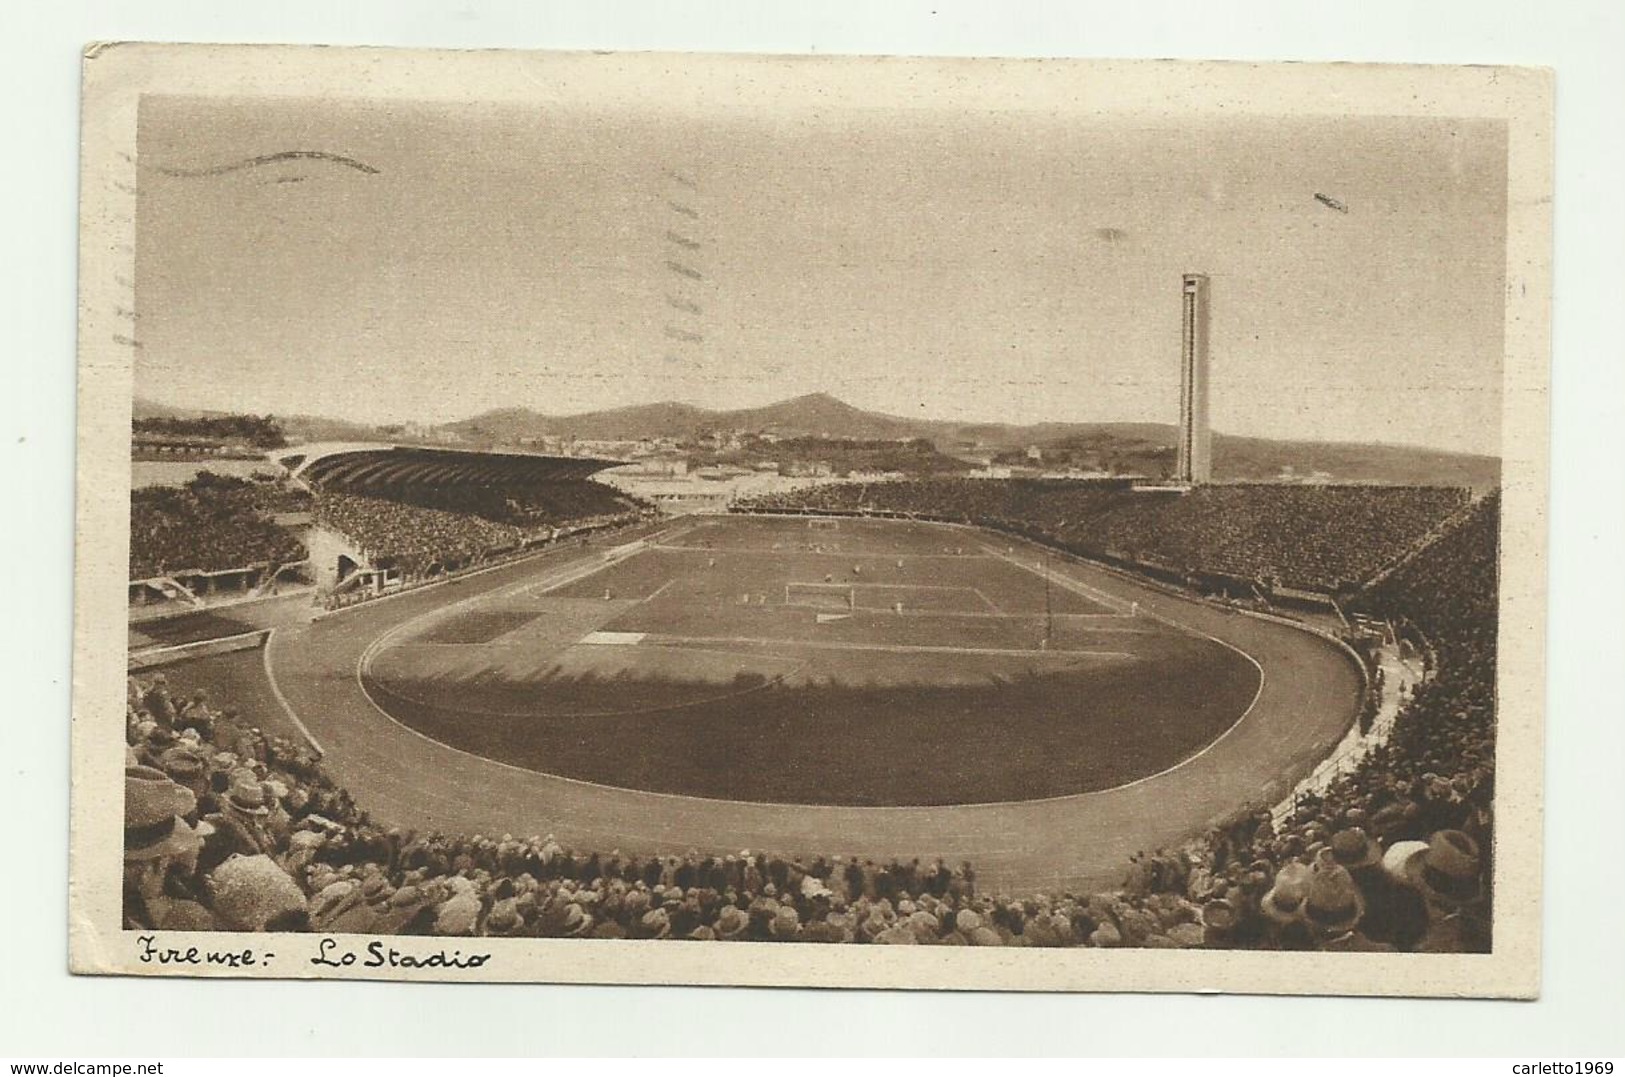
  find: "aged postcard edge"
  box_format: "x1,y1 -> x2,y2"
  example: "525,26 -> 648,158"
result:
71,43 -> 1552,996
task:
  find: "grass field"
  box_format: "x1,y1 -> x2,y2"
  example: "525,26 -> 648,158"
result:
361,516 -> 1261,806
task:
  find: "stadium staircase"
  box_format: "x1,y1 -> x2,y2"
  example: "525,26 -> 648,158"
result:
1359,493 -> 1483,594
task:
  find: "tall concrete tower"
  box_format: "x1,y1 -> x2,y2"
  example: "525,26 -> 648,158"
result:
1176,273 -> 1212,485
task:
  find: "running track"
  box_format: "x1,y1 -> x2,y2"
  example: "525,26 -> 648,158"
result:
263,518 -> 1362,893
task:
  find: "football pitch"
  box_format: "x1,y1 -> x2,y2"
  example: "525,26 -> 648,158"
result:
360,515 -> 1262,806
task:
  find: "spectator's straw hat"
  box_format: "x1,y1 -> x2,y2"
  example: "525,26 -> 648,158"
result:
209,854 -> 306,931
1259,862 -> 1313,924
907,910 -> 940,937
361,874 -> 395,906
124,765 -> 200,862
390,885 -> 424,907
875,923 -> 918,945
1303,852 -> 1365,935
1381,839 -> 1430,882
1402,830 -> 1484,907
1369,801 -> 1411,838
158,747 -> 208,794
639,908 -> 671,940
968,925 -> 1003,946
223,774 -> 270,817
1023,914 -> 1061,947
1167,922 -> 1207,948
1201,898 -> 1238,931
1089,921 -> 1123,947
155,900 -> 218,932
561,902 -> 594,938
485,898 -> 524,936
1329,827 -> 1383,869
434,891 -> 481,936
715,905 -> 749,940
769,906 -> 802,940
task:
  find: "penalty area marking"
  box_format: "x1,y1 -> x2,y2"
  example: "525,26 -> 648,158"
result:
581,631 -> 649,645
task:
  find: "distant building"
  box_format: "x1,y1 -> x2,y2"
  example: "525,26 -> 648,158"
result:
1176,273 -> 1213,485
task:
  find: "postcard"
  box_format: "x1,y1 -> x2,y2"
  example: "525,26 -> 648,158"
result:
74,44 -> 1551,995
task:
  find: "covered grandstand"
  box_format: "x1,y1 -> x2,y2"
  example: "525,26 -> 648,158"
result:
277,443 -> 621,493
276,444 -> 653,602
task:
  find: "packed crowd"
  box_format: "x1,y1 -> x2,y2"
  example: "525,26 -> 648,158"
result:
130,474 -> 308,580
124,493 -> 1497,950
313,494 -> 531,577
1150,494 -> 1499,952
311,482 -> 644,578
740,479 -> 1469,592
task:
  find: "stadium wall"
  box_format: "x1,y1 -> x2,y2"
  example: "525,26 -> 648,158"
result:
127,628 -> 271,671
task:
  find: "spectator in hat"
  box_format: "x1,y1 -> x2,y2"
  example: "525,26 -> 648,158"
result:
207,853 -> 306,932
199,772 -> 277,871
1301,850 -> 1365,942
123,765 -> 207,930
179,690 -> 214,737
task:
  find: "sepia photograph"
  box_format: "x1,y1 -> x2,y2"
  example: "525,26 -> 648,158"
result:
71,45 -> 1552,995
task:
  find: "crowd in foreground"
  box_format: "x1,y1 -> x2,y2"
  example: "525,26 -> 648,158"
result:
740,479 -> 1469,594
124,492 -> 1497,951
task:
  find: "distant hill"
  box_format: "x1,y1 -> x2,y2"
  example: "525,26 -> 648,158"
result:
135,393 -> 1500,487
1209,433 -> 1499,488
448,393 -> 922,444
446,392 -> 1499,487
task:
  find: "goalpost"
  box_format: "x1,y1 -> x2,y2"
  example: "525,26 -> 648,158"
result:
785,581 -> 856,610
807,518 -> 841,531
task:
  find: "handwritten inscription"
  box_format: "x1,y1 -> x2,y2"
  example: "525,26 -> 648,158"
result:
136,935 -> 268,967
311,937 -> 492,970
135,934 -> 495,972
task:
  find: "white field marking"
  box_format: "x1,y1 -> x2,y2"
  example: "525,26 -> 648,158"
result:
643,578 -> 679,602
379,535 -> 666,652
982,544 -> 1134,615
580,631 -> 648,645
968,586 -> 1002,614
639,633 -> 1134,660
261,629 -> 325,757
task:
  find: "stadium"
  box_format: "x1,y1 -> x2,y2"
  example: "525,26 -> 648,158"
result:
122,284 -> 1499,950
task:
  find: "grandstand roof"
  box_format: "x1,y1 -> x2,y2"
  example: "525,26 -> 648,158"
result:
277,444 -> 621,493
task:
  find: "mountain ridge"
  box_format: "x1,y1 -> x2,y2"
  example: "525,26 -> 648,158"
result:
133,393 -> 1500,487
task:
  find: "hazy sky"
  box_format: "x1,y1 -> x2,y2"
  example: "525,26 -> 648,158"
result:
135,95 -> 1507,454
